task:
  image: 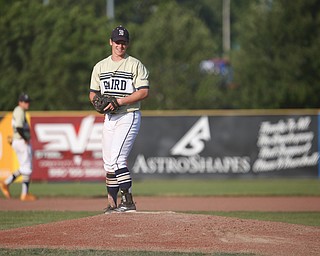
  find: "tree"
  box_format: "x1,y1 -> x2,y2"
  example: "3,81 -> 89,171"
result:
0,1 -> 109,110
2,1 -> 318,110
129,1 -> 217,109
233,0 -> 320,108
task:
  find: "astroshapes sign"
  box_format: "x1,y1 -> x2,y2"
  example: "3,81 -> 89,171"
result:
130,114 -> 319,178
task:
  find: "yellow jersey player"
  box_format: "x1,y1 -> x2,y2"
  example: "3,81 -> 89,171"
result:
89,25 -> 149,213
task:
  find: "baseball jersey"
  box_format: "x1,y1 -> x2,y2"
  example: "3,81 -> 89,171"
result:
12,106 -> 30,140
90,54 -> 149,114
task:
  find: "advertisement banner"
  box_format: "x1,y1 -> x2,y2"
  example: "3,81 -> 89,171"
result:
27,111 -> 320,181
129,114 -> 319,179
31,114 -> 105,181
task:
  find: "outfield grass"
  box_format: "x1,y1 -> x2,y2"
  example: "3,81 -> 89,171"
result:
0,211 -> 99,230
4,178 -> 320,198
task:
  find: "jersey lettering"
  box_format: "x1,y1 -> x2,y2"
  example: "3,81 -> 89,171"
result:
112,79 -> 120,90
103,79 -> 127,91
104,81 -> 110,90
111,79 -> 126,90
120,80 -> 126,90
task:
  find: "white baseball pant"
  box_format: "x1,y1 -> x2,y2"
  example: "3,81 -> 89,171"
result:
102,111 -> 141,173
12,139 -> 32,176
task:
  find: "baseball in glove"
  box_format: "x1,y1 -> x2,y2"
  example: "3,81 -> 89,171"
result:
92,93 -> 120,114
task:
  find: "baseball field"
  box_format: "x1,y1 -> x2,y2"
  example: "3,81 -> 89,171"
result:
0,178 -> 320,255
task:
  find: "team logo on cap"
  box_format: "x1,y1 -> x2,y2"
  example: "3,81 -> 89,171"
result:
118,29 -> 124,36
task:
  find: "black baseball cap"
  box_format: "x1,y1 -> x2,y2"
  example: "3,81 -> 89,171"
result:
19,93 -> 31,102
111,25 -> 129,43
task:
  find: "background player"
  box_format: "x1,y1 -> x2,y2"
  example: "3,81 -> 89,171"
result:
0,93 -> 37,201
89,25 -> 150,213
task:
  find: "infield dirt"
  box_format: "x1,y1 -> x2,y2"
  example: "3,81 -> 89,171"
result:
1,196 -> 320,256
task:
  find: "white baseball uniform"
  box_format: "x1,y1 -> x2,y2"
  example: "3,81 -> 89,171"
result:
90,53 -> 149,207
0,94 -> 36,201
12,105 -> 32,176
90,54 -> 149,169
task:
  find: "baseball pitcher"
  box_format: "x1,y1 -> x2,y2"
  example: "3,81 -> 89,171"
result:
89,25 -> 150,213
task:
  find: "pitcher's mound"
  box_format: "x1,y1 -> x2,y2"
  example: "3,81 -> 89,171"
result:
0,211 -> 319,256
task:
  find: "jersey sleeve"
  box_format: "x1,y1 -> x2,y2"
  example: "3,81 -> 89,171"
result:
13,107 -> 24,128
134,61 -> 149,89
90,63 -> 101,92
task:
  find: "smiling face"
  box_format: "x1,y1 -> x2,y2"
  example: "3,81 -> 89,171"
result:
110,39 -> 129,61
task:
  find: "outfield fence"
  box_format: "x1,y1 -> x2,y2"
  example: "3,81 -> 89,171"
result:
1,109 -> 319,181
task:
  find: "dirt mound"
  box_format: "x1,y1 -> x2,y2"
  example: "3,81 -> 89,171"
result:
0,211 -> 319,256
1,196 -> 320,255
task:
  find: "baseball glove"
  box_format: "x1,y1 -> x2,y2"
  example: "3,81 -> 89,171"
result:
92,93 -> 120,114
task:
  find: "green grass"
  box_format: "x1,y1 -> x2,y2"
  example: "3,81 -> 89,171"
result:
5,178 -> 320,198
0,211 -> 99,230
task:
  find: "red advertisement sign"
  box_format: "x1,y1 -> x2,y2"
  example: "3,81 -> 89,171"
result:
31,114 -> 105,181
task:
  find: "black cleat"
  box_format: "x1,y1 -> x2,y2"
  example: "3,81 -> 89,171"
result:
104,205 -> 117,214
115,202 -> 136,213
